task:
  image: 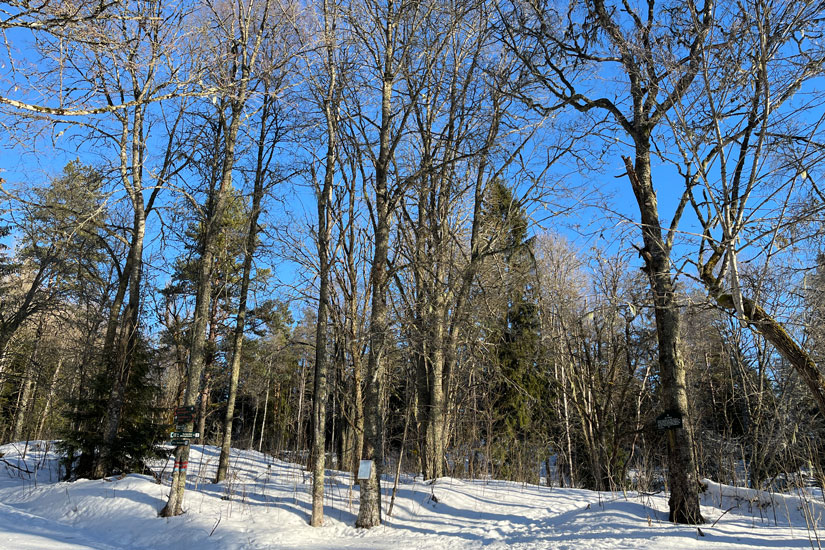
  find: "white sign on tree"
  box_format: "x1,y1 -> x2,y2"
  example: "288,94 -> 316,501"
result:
357,460 -> 373,480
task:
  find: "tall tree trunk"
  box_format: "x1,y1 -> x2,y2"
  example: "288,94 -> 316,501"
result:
417,88 -> 507,482
216,94 -> 273,483
95,189 -> 145,478
343,174 -> 364,476
161,0 -> 272,514
425,316 -> 446,479
388,383 -> 411,517
258,379 -> 270,453
356,63 -> 395,526
559,361 -> 574,487
161,0 -> 277,509
349,287 -> 365,476
93,89 -> 170,477
311,21 -> 338,522
623,153 -> 704,523
350,0 -> 442,525
162,172 -> 229,516
295,355 -> 308,459
161,98 -> 246,517
310,206 -> 331,526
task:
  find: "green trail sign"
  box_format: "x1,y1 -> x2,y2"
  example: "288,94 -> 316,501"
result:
170,431 -> 200,439
174,406 -> 196,422
170,439 -> 190,446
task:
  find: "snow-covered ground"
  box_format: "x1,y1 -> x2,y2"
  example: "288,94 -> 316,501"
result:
1,441 -> 824,550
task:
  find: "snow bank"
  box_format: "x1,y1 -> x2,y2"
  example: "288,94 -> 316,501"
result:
700,478 -> 825,527
1,441 -> 824,549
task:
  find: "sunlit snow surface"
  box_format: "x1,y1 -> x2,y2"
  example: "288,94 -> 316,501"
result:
1,441 -> 823,549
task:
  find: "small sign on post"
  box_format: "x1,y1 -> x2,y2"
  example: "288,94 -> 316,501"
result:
170,431 -> 200,439
169,414 -> 200,446
357,459 -> 374,480
656,410 -> 683,431
174,406 -> 195,424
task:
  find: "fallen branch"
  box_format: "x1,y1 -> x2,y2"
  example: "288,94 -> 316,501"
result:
1,458 -> 33,474
711,505 -> 738,528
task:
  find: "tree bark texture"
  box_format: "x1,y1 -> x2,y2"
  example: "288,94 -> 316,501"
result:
311,27 -> 338,522
356,177 -> 390,529
706,290 -> 825,417
623,154 -> 704,524
95,180 -> 145,477
161,102 -> 245,517
216,95 -> 273,484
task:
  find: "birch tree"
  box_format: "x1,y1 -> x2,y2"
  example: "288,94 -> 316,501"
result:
7,0 -> 201,478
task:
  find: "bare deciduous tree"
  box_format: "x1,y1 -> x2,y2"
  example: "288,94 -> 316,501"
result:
666,0 -> 825,417
500,0 -> 714,523
162,0 -> 280,517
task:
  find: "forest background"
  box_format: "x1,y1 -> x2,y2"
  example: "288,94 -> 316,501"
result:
1,0 -> 824,528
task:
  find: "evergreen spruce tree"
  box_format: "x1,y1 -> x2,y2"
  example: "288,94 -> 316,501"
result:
483,181 -> 549,482
60,337 -> 168,479
29,163 -> 168,478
